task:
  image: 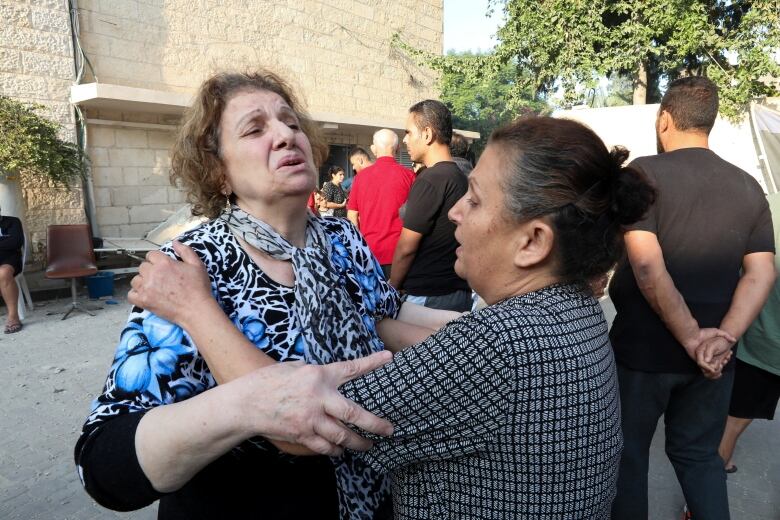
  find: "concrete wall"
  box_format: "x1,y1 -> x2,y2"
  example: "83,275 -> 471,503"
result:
0,0 -> 85,257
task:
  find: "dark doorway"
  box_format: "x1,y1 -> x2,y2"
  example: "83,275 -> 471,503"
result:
318,145 -> 352,189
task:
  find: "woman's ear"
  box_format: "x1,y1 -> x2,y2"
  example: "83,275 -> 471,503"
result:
513,218 -> 555,269
221,178 -> 232,197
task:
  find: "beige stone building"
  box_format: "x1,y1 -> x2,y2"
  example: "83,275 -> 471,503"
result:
2,0 -> 468,264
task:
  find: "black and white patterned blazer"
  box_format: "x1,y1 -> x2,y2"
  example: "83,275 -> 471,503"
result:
341,283 -> 622,519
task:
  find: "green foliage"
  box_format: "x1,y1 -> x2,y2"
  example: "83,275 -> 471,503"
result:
585,74 -> 638,108
0,96 -> 87,185
438,51 -> 547,156
395,1 -> 780,121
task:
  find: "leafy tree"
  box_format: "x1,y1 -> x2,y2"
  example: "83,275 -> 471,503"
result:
397,1 -> 780,119
0,96 -> 87,185
439,52 -> 546,157
584,73 -> 638,108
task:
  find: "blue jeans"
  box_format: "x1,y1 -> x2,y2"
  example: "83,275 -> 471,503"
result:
612,364 -> 734,519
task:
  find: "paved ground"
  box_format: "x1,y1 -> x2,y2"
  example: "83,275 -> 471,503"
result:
0,286 -> 776,519
0,282 -> 157,520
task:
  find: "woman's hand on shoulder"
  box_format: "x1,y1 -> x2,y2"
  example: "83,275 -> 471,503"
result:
129,241 -> 214,328
231,351 -> 395,456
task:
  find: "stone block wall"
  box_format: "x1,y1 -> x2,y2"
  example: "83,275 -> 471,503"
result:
87,118 -> 184,237
72,0 -> 442,235
3,0 -> 444,247
0,0 -> 85,259
75,0 -> 443,122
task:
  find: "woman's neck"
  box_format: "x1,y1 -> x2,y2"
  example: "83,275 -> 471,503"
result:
481,269 -> 561,306
236,196 -> 309,247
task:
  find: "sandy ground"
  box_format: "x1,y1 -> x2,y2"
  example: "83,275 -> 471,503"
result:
0,285 -> 776,519
0,280 -> 156,520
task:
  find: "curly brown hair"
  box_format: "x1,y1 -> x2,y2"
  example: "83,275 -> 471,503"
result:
170,70 -> 329,218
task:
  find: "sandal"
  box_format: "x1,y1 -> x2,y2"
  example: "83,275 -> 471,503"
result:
4,322 -> 22,334
725,465 -> 738,474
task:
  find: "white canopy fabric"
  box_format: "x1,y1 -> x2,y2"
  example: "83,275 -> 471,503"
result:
554,102 -> 774,193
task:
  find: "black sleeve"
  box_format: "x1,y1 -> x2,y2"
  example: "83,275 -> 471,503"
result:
74,411 -> 164,511
402,178 -> 441,235
625,161 -> 658,234
340,315 -> 513,474
0,217 -> 23,251
746,194 -> 776,255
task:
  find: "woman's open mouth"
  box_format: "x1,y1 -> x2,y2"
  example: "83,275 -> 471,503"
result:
277,156 -> 305,169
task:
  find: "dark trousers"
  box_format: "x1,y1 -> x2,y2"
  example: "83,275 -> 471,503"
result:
612,364 -> 734,520
405,289 -> 473,312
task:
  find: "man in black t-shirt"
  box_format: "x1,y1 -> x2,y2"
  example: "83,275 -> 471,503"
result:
389,100 -> 470,311
609,77 -> 776,520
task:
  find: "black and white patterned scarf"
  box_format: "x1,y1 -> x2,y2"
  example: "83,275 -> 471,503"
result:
221,205 -> 387,519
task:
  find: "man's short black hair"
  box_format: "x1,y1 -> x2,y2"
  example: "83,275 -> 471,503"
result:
660,76 -> 719,134
408,99 -> 453,145
349,146 -> 371,160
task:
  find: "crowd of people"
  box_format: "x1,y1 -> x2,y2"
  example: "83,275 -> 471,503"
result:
72,68 -> 778,520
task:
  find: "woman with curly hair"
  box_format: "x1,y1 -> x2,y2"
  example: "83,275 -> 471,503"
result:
74,70 -> 458,520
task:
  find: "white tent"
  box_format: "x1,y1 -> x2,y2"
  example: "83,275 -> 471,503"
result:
554,99 -> 780,194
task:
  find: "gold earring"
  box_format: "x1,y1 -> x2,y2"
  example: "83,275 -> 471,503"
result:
224,192 -> 232,214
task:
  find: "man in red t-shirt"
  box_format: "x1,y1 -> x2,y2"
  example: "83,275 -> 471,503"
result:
347,129 -> 415,278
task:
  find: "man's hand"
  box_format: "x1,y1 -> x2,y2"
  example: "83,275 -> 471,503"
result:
696,336 -> 735,380
681,327 -> 735,360
235,351 -> 395,456
128,241 -> 213,327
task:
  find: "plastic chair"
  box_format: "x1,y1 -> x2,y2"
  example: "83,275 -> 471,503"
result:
45,224 -> 98,320
15,229 -> 34,321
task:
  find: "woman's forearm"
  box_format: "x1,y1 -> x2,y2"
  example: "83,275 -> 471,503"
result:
136,355 -> 396,489
135,381 -> 250,492
175,300 -> 326,456
180,298 -> 274,384
396,302 -> 465,331
377,318 -> 435,352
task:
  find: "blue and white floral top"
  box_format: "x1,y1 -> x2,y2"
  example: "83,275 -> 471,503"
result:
76,216 -> 400,518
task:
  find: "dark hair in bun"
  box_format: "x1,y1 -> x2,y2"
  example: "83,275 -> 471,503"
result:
489,116 -> 655,283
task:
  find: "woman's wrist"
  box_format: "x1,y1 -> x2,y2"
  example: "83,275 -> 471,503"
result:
213,377 -> 259,440
179,296 -> 223,333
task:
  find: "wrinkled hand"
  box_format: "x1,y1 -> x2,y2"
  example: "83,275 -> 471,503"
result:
236,350 -> 395,456
696,336 -> 735,380
128,241 -> 213,326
